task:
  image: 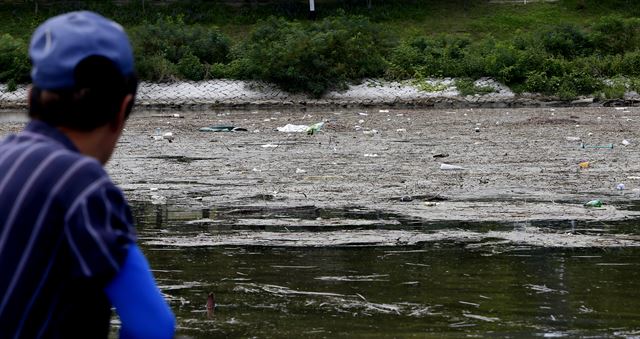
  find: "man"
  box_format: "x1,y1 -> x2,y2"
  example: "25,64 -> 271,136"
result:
0,11 -> 176,338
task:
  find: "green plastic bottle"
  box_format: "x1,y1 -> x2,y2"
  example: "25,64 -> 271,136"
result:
306,122 -> 325,135
584,199 -> 603,207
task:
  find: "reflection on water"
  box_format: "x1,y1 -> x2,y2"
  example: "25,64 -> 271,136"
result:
131,202 -> 640,338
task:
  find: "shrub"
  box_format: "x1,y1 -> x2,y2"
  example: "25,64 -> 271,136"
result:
621,51 -> 640,76
209,62 -> 230,79
574,55 -> 623,77
523,71 -> 551,93
510,48 -> 547,82
177,52 -> 205,81
564,70 -> 602,95
540,24 -> 592,59
393,34 -> 475,79
386,41 -> 422,79
235,15 -> 392,96
556,81 -> 578,100
135,54 -> 178,82
130,15 -> 230,81
132,16 -> 230,64
540,57 -> 570,78
0,34 -> 30,87
590,16 -> 640,55
630,77 -> 640,93
602,78 -> 626,99
479,40 -> 519,83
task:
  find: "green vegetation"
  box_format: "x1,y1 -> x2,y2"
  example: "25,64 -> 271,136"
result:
130,15 -> 230,81
1,0 -> 640,98
229,14 -> 391,96
454,79 -> 496,96
0,34 -> 29,90
413,78 -> 449,93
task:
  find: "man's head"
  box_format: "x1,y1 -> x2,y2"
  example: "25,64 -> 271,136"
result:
28,11 -> 138,163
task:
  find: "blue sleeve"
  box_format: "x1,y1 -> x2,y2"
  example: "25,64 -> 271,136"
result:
104,245 -> 176,339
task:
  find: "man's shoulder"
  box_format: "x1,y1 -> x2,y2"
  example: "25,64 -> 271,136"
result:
29,140 -> 108,182
7,136 -> 116,200
0,134 -> 107,184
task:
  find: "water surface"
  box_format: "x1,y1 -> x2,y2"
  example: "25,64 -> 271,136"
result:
132,202 -> 640,338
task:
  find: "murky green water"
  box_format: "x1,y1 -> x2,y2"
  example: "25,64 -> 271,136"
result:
131,202 -> 640,338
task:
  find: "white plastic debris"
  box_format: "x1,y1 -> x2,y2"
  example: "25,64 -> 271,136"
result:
440,163 -> 466,170
276,124 -> 308,133
566,136 -> 581,141
622,139 -> 631,146
261,144 -> 279,148
364,153 -> 379,157
363,129 -> 378,135
152,128 -> 163,140
162,132 -> 174,142
295,168 -> 306,173
150,194 -> 166,205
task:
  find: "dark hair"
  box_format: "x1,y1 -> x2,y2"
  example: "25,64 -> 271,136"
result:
29,55 -> 138,131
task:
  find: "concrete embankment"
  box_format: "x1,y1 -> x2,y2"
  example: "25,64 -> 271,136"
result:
2,78 -> 640,110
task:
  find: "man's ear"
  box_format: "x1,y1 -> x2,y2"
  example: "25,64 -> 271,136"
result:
112,94 -> 133,132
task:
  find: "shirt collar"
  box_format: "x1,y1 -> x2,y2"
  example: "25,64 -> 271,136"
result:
22,120 -> 80,152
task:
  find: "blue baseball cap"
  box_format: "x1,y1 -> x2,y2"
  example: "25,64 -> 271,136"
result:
29,11 -> 134,90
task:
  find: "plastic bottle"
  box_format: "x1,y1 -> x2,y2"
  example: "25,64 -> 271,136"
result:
584,199 -> 603,207
153,128 -> 163,140
306,122 -> 325,135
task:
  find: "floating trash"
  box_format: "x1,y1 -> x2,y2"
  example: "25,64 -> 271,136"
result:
306,122 -> 325,135
440,163 -> 466,170
277,124 -> 309,133
162,132 -> 174,142
584,200 -> 603,208
581,143 -> 613,149
199,125 -> 248,132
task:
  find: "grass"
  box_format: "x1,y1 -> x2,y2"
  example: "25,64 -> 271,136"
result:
1,0 -> 640,41
455,78 -> 496,96
3,0 -> 640,98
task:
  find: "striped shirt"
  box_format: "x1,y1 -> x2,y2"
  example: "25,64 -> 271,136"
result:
0,120 -> 136,338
